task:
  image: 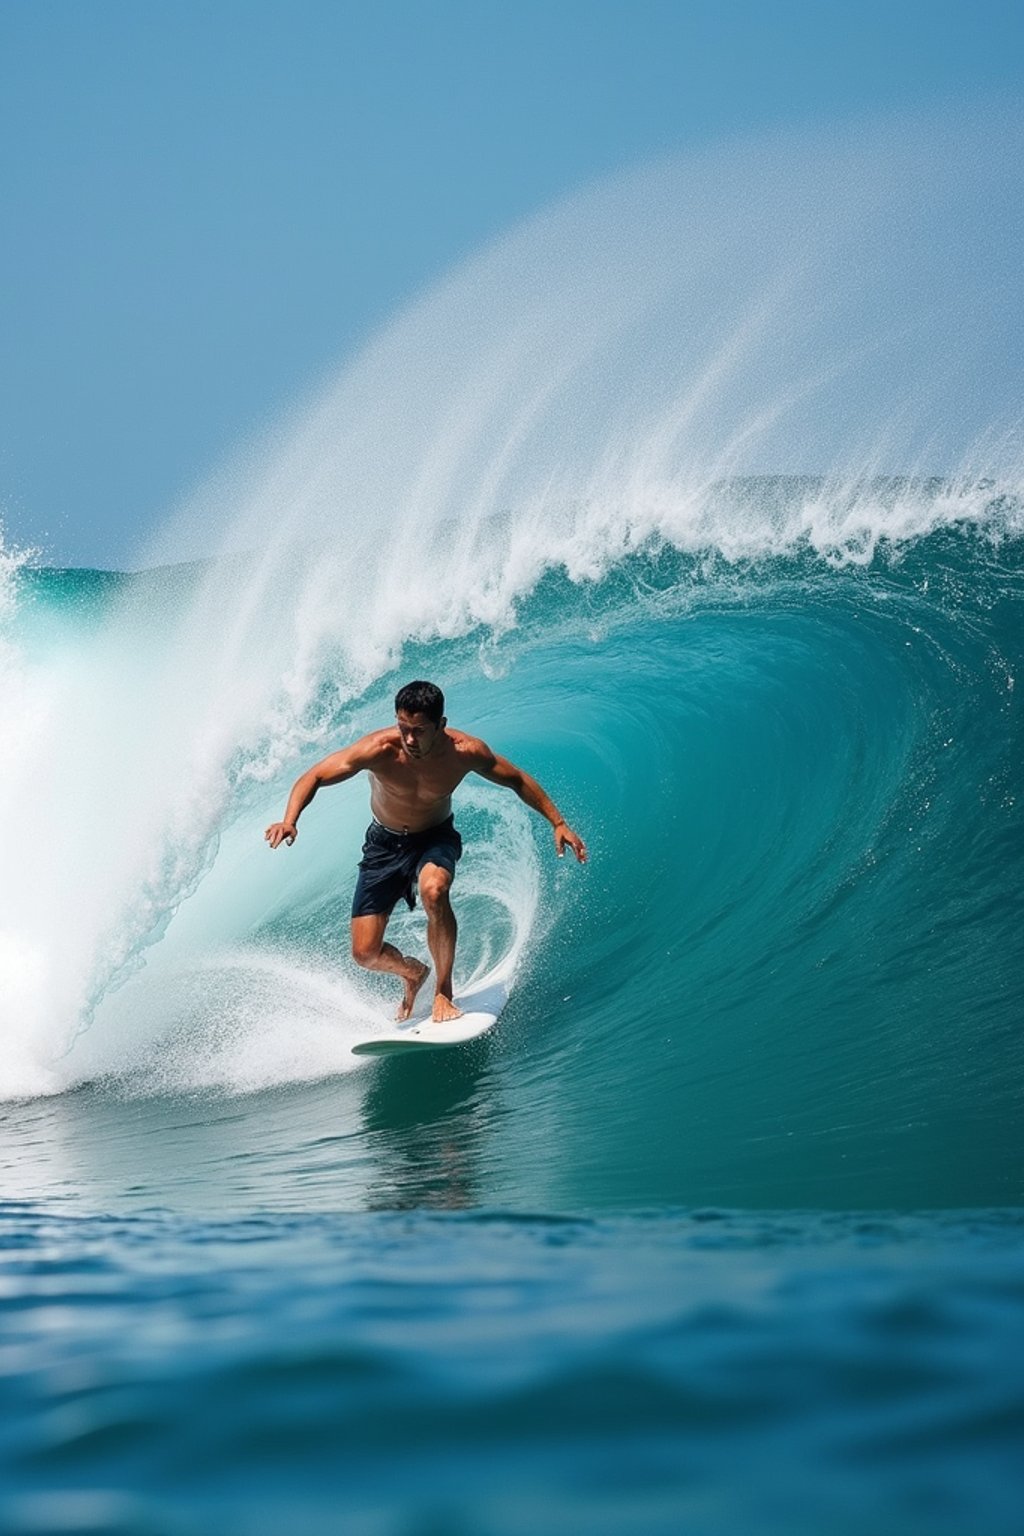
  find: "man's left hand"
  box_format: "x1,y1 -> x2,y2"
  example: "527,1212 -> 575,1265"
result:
555,822 -> 587,863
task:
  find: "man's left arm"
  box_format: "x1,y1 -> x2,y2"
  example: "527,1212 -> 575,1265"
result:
471,744 -> 587,862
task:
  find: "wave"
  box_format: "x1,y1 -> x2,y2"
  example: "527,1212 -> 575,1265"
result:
0,112 -> 1021,1207
1,501 -> 1022,1206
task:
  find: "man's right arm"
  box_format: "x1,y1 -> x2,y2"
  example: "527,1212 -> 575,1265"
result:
264,735 -> 381,848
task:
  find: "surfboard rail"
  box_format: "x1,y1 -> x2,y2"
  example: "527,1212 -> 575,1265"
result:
350,978 -> 507,1056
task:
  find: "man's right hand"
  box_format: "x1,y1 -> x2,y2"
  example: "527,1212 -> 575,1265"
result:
265,822 -> 298,849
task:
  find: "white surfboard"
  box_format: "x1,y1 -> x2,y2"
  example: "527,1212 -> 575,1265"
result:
351,978 -> 508,1056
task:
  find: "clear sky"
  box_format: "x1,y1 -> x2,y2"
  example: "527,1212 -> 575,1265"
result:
1,0 -> 1022,568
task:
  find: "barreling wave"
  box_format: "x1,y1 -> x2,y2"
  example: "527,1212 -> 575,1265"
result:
1,480 -> 1021,1206
1,109 -> 1022,1207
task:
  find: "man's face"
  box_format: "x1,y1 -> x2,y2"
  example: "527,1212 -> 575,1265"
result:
396,710 -> 440,758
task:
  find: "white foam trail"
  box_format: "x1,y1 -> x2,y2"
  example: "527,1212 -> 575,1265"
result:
1,110 -> 1021,1097
59,784 -> 538,1098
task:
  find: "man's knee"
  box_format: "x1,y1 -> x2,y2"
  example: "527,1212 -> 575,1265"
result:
419,870 -> 452,913
351,928 -> 383,967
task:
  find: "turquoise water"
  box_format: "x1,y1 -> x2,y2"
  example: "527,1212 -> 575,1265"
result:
1,1206 -> 1022,1536
1,478 -> 1023,1530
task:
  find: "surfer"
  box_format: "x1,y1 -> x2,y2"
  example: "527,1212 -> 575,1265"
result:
265,680 -> 587,1024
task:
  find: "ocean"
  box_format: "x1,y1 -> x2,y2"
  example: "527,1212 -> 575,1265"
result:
1,482 -> 1022,1533
3,118 -> 1024,1534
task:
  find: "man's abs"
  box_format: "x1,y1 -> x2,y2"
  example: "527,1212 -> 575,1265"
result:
368,787 -> 454,835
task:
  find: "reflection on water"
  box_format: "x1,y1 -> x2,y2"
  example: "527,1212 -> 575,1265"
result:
361,1039 -> 495,1211
0,1041 -> 498,1217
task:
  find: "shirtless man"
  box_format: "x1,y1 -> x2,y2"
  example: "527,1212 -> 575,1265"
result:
265,680 -> 587,1024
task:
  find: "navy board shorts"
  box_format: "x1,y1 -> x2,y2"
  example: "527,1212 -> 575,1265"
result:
351,816 -> 463,919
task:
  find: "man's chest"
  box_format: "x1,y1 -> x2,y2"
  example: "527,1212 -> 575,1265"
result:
372,759 -> 466,800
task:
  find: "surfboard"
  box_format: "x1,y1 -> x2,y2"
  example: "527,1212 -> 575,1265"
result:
351,978 -> 507,1056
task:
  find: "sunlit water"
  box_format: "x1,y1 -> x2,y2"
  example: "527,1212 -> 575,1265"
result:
1,114 -> 1023,1532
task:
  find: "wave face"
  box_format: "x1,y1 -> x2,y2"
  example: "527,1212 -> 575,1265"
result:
1,114 -> 1022,1211
3,487 -> 1022,1211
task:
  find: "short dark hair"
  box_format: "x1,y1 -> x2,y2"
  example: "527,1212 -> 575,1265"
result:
394,680 -> 445,724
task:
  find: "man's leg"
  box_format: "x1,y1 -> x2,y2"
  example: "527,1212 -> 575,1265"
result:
350,913 -> 429,1022
418,864 -> 462,1022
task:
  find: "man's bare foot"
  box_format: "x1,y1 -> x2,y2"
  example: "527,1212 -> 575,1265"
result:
431,993 -> 464,1023
396,961 -> 430,1022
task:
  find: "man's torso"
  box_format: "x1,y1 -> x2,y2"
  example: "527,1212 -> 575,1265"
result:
366,728 -> 477,832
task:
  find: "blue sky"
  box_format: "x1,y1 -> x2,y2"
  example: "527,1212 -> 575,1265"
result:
1,0 -> 1022,567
